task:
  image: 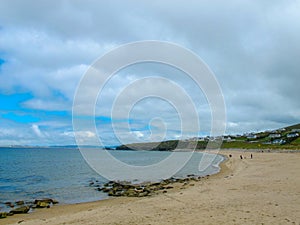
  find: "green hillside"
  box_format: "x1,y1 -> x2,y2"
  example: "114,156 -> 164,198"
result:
116,123 -> 300,151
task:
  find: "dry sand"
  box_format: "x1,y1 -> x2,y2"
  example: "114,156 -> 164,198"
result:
2,150 -> 300,225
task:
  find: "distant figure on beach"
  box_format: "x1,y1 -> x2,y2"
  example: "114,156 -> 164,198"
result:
251,154 -> 253,159
240,155 -> 243,159
229,154 -> 232,158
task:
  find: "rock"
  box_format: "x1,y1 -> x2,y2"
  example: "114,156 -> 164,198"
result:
108,190 -> 115,196
101,187 -> 111,193
0,212 -> 7,219
161,180 -> 170,185
51,199 -> 59,204
158,186 -> 165,190
15,201 -> 24,205
34,199 -> 51,204
114,191 -> 123,197
98,175 -> 203,198
112,186 -> 123,192
134,188 -> 143,193
10,206 -> 30,214
125,189 -> 137,197
5,202 -> 14,208
138,192 -> 149,197
7,212 -> 14,216
190,177 -> 197,181
36,201 -> 50,208
168,177 -> 176,182
34,198 -> 58,205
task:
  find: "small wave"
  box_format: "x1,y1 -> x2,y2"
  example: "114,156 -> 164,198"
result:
14,175 -> 49,184
0,185 -> 17,191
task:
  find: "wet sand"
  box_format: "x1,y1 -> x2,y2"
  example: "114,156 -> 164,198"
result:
2,150 -> 300,225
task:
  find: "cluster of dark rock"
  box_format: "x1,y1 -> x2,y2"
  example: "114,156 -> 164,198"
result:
0,174 -> 210,219
90,174 -> 209,197
0,198 -> 59,219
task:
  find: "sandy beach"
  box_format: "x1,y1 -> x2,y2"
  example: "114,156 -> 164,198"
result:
2,150 -> 300,225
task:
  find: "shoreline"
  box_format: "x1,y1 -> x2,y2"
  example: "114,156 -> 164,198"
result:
1,151 -> 229,223
0,150 -> 225,209
1,149 -> 300,224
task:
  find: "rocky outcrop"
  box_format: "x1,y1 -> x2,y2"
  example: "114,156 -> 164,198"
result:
34,198 -> 59,205
0,198 -> 59,220
5,202 -> 14,208
36,201 -> 50,208
10,206 -> 30,214
0,212 -> 7,219
32,198 -> 59,208
0,212 -> 12,219
15,200 -> 24,205
93,175 -> 206,197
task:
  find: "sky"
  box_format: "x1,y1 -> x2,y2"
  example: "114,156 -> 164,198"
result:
0,0 -> 299,146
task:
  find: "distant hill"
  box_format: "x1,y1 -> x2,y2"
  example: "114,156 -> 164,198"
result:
116,123 -> 300,151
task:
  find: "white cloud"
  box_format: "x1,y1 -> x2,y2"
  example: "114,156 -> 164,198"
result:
62,130 -> 97,145
31,124 -> 44,138
132,131 -> 144,138
0,0 -> 299,145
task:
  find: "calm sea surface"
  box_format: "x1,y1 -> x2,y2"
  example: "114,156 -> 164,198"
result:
0,148 -> 224,209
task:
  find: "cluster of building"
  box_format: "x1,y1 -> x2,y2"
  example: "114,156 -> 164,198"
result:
242,128 -> 299,145
186,128 -> 300,145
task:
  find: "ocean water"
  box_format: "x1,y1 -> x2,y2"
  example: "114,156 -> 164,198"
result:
0,148 -> 224,209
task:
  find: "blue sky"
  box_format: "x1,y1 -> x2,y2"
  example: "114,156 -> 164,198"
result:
0,0 -> 299,146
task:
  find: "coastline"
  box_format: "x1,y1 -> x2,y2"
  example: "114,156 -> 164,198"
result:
1,149 -> 300,225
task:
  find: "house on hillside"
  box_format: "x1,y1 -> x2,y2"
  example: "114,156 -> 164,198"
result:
223,136 -> 234,142
269,133 -> 281,138
287,132 -> 299,138
247,134 -> 257,139
272,139 -> 286,144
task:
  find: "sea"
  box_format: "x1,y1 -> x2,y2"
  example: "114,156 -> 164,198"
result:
0,147 -> 224,211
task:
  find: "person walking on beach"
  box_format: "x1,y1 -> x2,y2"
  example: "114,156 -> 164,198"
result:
251,154 -> 253,159
240,155 -> 243,159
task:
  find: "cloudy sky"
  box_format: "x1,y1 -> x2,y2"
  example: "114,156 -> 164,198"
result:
0,0 -> 299,146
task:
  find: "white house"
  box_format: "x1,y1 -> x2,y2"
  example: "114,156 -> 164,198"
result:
247,134 -> 257,139
272,139 -> 286,144
287,132 -> 299,138
269,133 -> 281,138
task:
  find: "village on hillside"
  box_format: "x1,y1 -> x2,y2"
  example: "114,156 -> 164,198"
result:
117,124 -> 300,151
